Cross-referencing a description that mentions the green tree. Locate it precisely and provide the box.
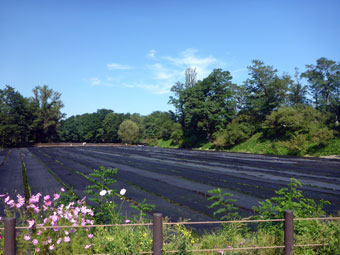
[58,116,81,142]
[143,111,175,140]
[0,86,33,147]
[244,60,290,120]
[169,68,238,146]
[30,85,65,142]
[129,113,145,140]
[118,119,139,144]
[213,115,256,147]
[58,109,113,143]
[263,105,333,155]
[288,67,309,106]
[102,112,128,142]
[302,57,340,126]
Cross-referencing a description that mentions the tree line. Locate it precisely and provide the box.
[1,57,339,154]
[0,85,64,147]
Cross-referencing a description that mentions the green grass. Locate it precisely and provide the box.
[157,139,180,148]
[196,132,340,158]
[227,132,289,155]
[309,137,340,157]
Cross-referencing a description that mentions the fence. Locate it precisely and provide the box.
[2,210,340,255]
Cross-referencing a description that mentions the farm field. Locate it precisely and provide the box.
[1,145,340,222]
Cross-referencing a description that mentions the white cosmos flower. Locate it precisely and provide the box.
[120,188,127,196]
[99,190,107,196]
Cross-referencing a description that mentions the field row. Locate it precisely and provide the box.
[0,146,339,221]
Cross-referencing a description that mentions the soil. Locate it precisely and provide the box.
[1,145,339,221]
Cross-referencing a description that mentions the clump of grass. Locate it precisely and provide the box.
[309,137,340,157]
[228,132,288,155]
[157,139,179,148]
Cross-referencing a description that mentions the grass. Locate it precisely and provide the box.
[195,133,340,158]
[309,137,340,157]
[227,133,289,156]
[157,139,180,149]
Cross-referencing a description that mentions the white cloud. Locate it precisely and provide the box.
[90,77,101,86]
[147,49,156,58]
[107,63,132,70]
[164,48,221,79]
[94,48,224,94]
[149,63,181,81]
[138,81,174,94]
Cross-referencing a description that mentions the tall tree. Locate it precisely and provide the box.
[169,68,237,145]
[288,67,309,106]
[185,67,197,88]
[0,86,33,147]
[302,58,340,120]
[244,60,289,120]
[30,85,65,142]
[169,81,186,126]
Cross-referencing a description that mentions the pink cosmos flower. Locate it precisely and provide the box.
[85,244,91,250]
[4,196,10,203]
[51,214,59,222]
[24,235,31,241]
[37,230,42,236]
[124,219,131,223]
[88,234,93,239]
[64,236,71,242]
[29,193,41,204]
[8,199,15,208]
[61,187,65,192]
[32,239,38,245]
[16,195,25,208]
[45,200,52,206]
[28,220,35,228]
[53,193,60,200]
[44,195,50,201]
[16,202,24,208]
[0,194,5,197]
[57,238,62,244]
[49,244,54,250]
[35,248,40,252]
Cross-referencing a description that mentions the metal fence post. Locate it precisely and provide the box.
[284,210,294,255]
[153,213,163,255]
[4,217,16,255]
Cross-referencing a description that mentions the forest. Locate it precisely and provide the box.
[1,57,340,156]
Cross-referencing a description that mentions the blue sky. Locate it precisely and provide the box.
[1,0,339,118]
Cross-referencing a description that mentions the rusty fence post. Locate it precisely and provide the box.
[153,213,163,255]
[284,210,294,255]
[4,217,16,255]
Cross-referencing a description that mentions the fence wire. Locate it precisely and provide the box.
[4,216,339,230]
[1,216,339,254]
